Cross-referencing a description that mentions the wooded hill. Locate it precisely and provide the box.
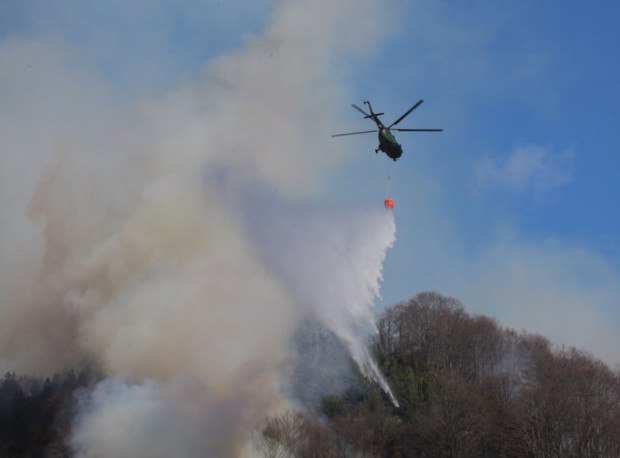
[261,292,620,457]
[1,292,619,457]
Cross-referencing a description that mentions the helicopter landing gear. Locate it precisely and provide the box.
[375,147,380,154]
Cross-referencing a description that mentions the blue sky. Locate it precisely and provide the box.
[1,0,618,366]
[332,1,620,365]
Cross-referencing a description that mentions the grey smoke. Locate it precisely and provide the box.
[0,0,396,455]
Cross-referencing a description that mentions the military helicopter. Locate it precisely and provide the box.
[332,100,443,161]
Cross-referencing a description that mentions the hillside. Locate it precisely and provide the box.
[262,292,620,457]
[2,292,619,457]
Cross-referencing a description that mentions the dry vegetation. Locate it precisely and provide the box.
[259,292,620,457]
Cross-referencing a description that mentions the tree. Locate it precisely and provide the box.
[259,411,334,458]
[412,369,490,457]
[511,347,620,457]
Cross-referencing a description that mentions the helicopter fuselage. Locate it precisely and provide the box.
[365,106,404,161]
[377,127,402,161]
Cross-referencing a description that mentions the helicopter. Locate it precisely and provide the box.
[332,100,443,161]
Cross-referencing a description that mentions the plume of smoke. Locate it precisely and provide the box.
[290,320,355,408]
[0,0,396,455]
[71,375,259,457]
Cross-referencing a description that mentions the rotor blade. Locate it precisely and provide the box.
[389,99,424,128]
[351,104,370,117]
[331,130,378,137]
[393,128,443,132]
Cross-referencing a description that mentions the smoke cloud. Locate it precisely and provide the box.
[0,0,395,455]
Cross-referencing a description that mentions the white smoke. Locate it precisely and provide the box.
[71,375,240,457]
[0,0,396,455]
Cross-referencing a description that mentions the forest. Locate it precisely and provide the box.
[1,292,619,457]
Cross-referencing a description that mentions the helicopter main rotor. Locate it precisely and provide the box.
[388,99,424,128]
[331,99,443,138]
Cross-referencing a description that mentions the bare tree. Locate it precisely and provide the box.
[258,411,334,458]
[511,347,620,457]
[413,369,489,457]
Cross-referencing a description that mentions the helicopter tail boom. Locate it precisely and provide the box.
[363,101,384,118]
